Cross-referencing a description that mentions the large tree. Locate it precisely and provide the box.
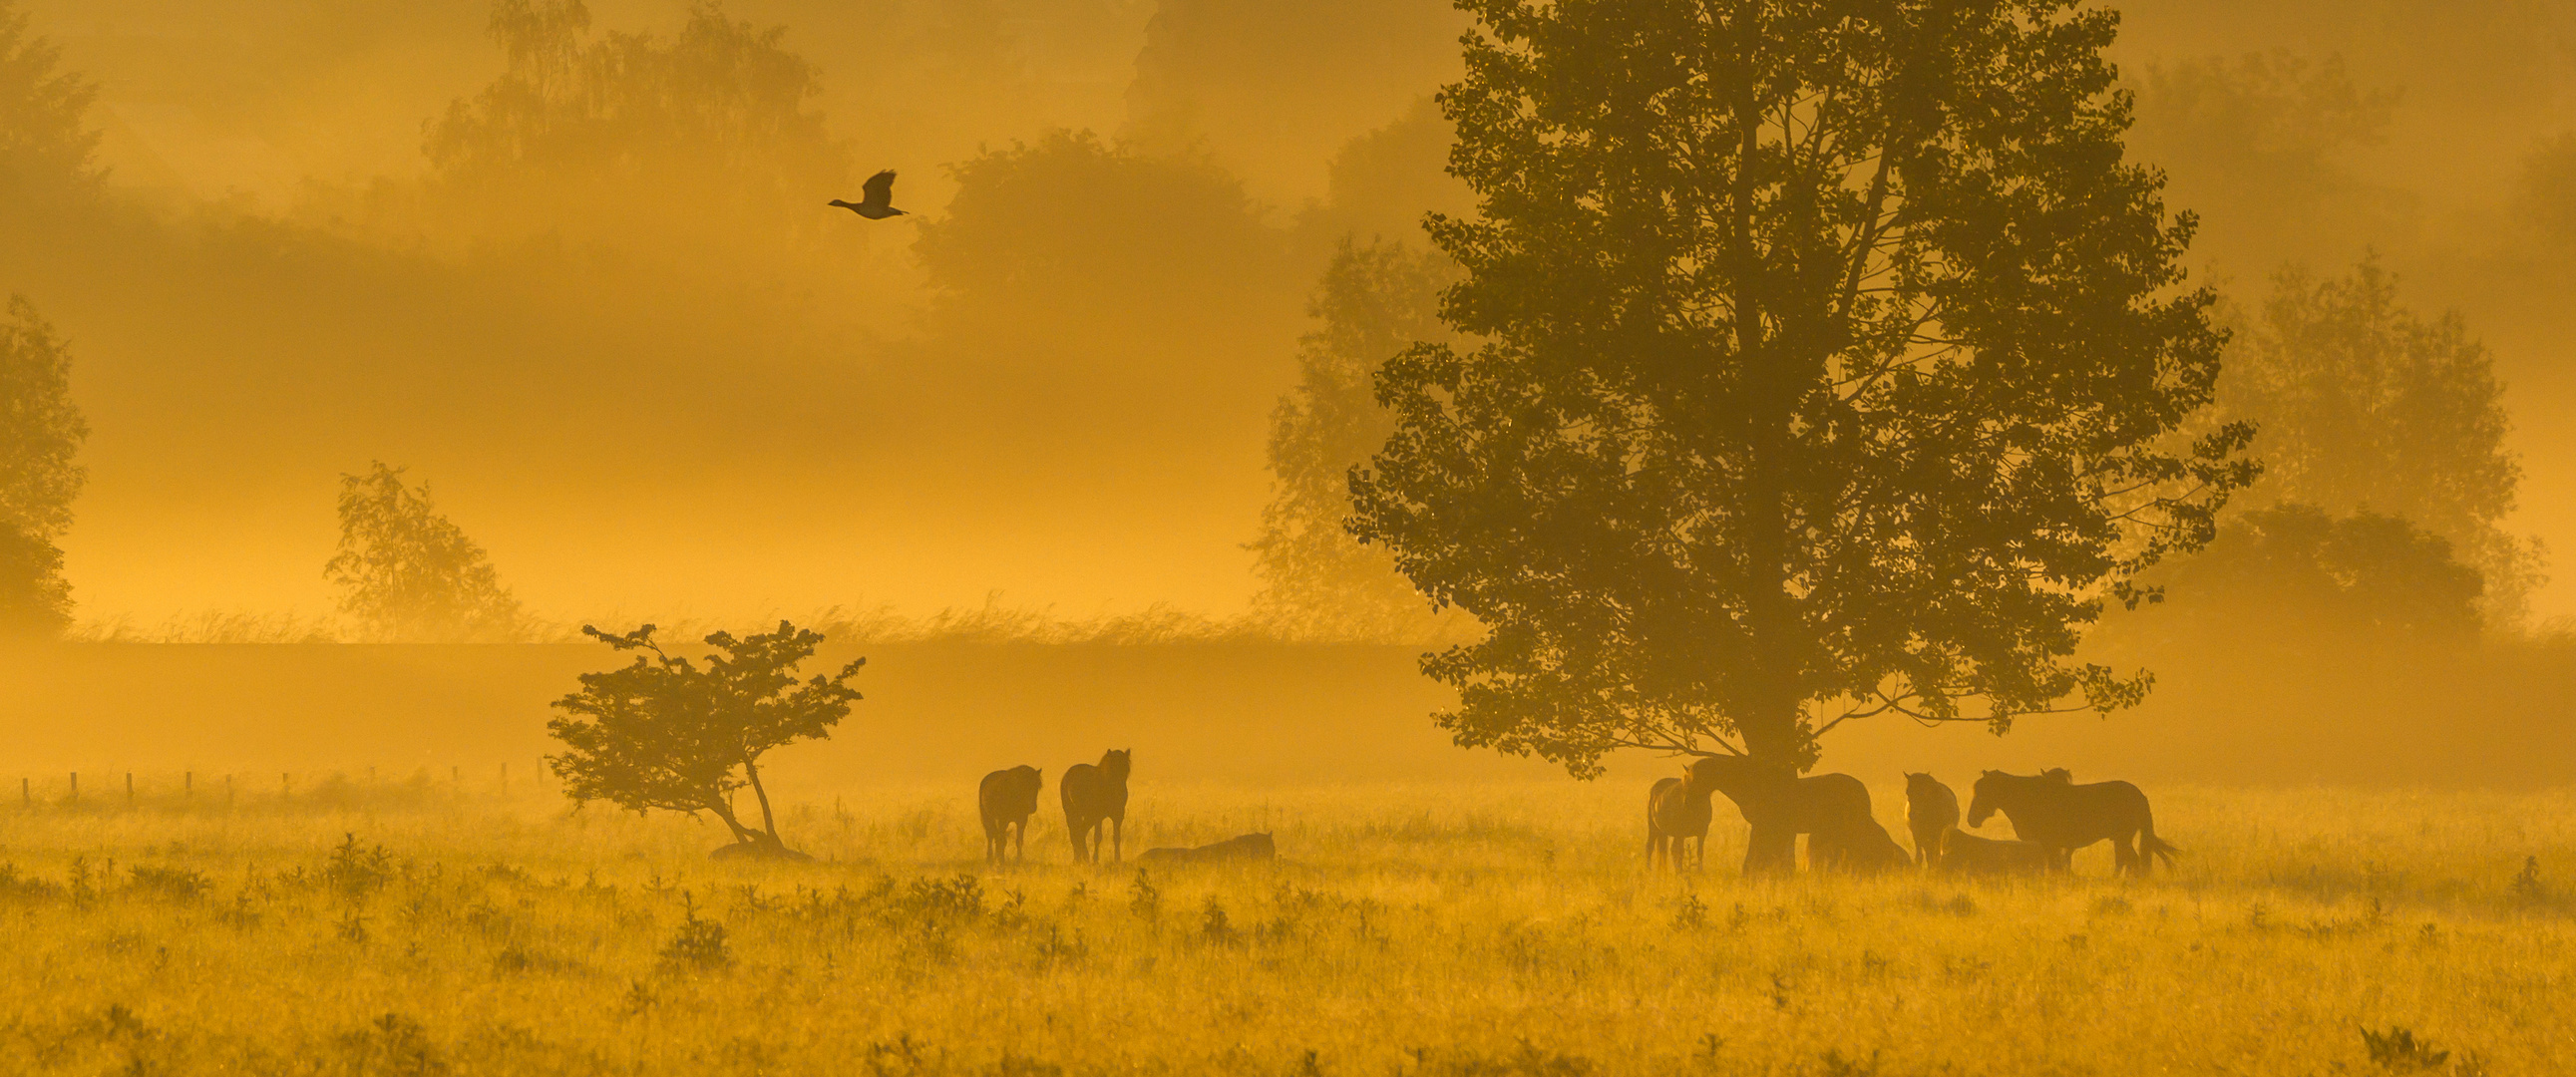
[324,463,525,642]
[0,0,101,202]
[1350,0,2256,827]
[0,296,84,637]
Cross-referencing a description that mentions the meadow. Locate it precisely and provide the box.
[1,779,2570,1076]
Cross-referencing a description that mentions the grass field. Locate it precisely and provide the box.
[1,779,2570,1075]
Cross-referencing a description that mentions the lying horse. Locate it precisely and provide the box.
[1137,833,1275,865]
[1687,756,1881,876]
[1807,815,1911,874]
[1966,770,2178,877]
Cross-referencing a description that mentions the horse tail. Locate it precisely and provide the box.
[2139,808,2181,873]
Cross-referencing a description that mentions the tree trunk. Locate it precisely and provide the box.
[743,755,784,849]
[707,797,762,846]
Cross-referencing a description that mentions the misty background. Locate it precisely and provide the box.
[6,0,2576,785]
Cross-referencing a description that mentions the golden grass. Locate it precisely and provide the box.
[1,780,2570,1075]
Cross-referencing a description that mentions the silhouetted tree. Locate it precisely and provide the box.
[1350,0,2257,817]
[2224,258,2543,626]
[2157,505,2482,640]
[423,0,851,257]
[1252,237,1459,637]
[2124,51,2401,269]
[324,463,524,642]
[0,295,84,637]
[0,1,101,202]
[547,621,864,854]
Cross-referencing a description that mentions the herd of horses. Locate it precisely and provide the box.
[977,750,2176,878]
[1649,757,2179,877]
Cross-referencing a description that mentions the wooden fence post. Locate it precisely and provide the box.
[68,772,76,805]
[126,773,134,807]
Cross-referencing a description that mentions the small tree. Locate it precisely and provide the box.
[0,295,86,637]
[547,621,864,854]
[324,462,524,641]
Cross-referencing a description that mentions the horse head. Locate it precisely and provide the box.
[1101,749,1132,782]
[1966,770,2012,828]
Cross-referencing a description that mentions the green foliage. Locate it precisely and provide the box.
[919,129,1289,333]
[1350,0,2255,775]
[1253,237,1463,638]
[322,463,525,642]
[2125,51,2400,267]
[2154,505,2483,639]
[2223,259,2542,627]
[547,620,863,850]
[422,0,851,258]
[0,0,100,199]
[0,294,83,638]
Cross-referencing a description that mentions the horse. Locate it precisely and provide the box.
[1646,762,1721,872]
[1685,756,1880,875]
[977,765,1043,866]
[1060,749,1132,864]
[1937,828,2056,876]
[1965,770,2178,877]
[1904,773,1961,869]
[1138,833,1276,865]
[1806,814,1912,874]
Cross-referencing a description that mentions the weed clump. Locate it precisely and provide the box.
[2361,1026,2447,1072]
[659,894,731,972]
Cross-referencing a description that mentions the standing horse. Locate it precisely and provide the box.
[1965,770,2178,877]
[1061,749,1132,864]
[1687,756,1882,875]
[1904,773,1961,869]
[977,765,1043,866]
[1646,762,1720,872]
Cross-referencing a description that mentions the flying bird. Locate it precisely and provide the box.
[830,171,908,219]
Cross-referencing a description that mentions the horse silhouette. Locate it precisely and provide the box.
[1646,762,1721,872]
[1138,833,1275,864]
[1061,749,1132,864]
[1687,756,1883,875]
[1806,814,1912,874]
[1966,770,2178,877]
[977,765,1043,866]
[1906,773,1961,868]
[1938,828,2056,876]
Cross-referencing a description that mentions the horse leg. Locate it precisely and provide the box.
[1111,816,1123,864]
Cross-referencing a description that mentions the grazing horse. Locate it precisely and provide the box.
[1687,756,1881,875]
[1646,762,1721,872]
[1905,773,1961,869]
[1806,815,1912,874]
[1966,770,2178,877]
[1061,749,1132,864]
[977,765,1043,866]
[1937,829,2056,876]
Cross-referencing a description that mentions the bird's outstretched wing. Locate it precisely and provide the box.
[862,170,898,209]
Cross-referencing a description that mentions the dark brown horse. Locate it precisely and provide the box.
[1904,773,1961,869]
[1966,770,2178,877]
[1061,749,1132,864]
[1646,762,1720,872]
[1687,756,1881,875]
[977,765,1043,866]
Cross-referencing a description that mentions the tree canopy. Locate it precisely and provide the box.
[0,295,83,637]
[547,621,864,853]
[0,1,99,202]
[323,463,525,642]
[1253,237,1460,638]
[1350,0,2256,785]
[2221,258,2541,626]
